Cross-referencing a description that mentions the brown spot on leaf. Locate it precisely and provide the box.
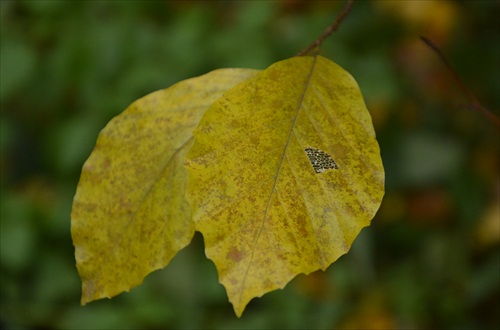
[227,246,244,262]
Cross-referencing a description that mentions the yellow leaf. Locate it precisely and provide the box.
[71,68,260,304]
[185,55,384,317]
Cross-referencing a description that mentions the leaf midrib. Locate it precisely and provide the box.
[237,55,319,308]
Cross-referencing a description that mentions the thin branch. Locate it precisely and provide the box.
[297,0,354,56]
[420,36,500,127]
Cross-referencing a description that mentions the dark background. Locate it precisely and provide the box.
[1,1,499,329]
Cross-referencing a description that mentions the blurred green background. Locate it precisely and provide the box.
[1,0,499,329]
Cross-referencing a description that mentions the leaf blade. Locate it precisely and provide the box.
[185,56,384,316]
[71,68,260,304]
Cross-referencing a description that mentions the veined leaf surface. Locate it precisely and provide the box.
[185,55,384,317]
[71,68,260,304]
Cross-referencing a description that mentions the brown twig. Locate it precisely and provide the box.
[420,36,500,127]
[297,0,354,56]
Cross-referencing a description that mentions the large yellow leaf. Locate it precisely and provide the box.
[185,55,384,317]
[71,68,260,304]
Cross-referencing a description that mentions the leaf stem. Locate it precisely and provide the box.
[297,0,354,56]
[420,36,500,127]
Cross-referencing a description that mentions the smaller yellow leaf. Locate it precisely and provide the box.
[71,68,259,304]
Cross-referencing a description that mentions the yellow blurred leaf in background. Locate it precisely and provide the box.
[185,56,384,316]
[375,0,458,41]
[475,198,500,249]
[71,68,259,304]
